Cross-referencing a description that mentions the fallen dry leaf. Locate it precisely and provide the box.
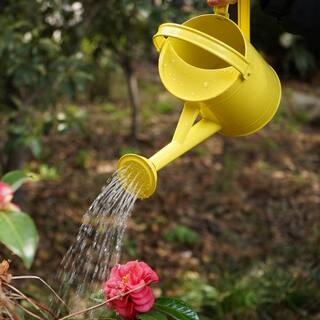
[0,260,12,284]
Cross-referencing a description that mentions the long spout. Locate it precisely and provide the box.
[118,103,221,199]
[149,118,221,171]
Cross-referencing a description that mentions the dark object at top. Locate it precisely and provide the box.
[261,0,320,37]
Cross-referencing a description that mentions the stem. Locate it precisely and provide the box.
[12,275,67,307]
[3,283,48,319]
[11,296,56,318]
[14,303,45,320]
[3,309,17,320]
[58,282,151,320]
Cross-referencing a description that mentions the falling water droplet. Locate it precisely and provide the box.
[52,167,141,316]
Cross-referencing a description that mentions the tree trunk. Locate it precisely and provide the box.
[2,78,27,173]
[123,62,140,143]
[3,116,28,208]
[3,116,27,172]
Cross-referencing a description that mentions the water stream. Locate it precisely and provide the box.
[53,167,141,314]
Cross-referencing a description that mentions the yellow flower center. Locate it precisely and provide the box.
[122,274,129,284]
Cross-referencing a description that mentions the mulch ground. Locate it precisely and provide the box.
[5,82,320,301]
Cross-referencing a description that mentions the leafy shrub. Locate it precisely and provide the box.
[164,225,199,246]
[0,171,38,268]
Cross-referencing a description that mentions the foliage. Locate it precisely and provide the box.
[56,104,88,134]
[0,0,90,106]
[164,225,199,246]
[282,38,316,79]
[156,101,175,115]
[0,0,91,168]
[0,212,38,269]
[251,0,317,78]
[175,264,320,319]
[37,164,60,180]
[2,170,36,192]
[0,171,38,268]
[137,310,168,320]
[154,298,199,320]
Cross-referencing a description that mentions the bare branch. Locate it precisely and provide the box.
[0,285,19,320]
[12,275,67,308]
[3,282,48,319]
[14,303,45,320]
[3,308,17,320]
[7,293,56,318]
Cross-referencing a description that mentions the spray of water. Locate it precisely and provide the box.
[53,167,141,314]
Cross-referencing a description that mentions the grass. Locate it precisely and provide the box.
[174,263,320,320]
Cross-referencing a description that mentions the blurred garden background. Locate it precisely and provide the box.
[0,0,320,319]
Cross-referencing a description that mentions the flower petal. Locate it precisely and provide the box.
[139,261,159,283]
[134,294,155,313]
[131,287,153,304]
[113,300,136,319]
[0,182,13,207]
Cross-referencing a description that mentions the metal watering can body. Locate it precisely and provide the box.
[118,0,282,199]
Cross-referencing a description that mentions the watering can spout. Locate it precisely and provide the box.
[149,112,221,172]
[118,103,221,199]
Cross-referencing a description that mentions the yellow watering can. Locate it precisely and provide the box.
[118,0,281,199]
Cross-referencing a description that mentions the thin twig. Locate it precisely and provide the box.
[12,275,67,307]
[58,281,151,320]
[14,303,45,320]
[3,282,48,319]
[0,286,19,320]
[11,295,56,318]
[3,309,16,320]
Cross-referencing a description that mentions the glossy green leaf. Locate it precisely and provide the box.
[2,170,37,191]
[137,310,167,320]
[89,289,104,303]
[155,298,199,320]
[0,211,38,268]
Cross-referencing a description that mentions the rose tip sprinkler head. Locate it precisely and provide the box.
[118,154,157,199]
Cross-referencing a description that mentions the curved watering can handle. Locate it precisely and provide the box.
[214,0,251,40]
[153,23,251,79]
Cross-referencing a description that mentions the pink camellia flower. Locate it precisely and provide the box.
[104,261,159,319]
[0,182,13,210]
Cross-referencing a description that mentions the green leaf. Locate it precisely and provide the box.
[0,211,38,268]
[155,298,199,320]
[89,289,104,303]
[2,171,37,191]
[38,38,60,53]
[137,310,168,320]
[28,137,42,159]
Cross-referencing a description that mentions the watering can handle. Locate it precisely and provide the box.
[214,0,250,40]
[153,23,251,79]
